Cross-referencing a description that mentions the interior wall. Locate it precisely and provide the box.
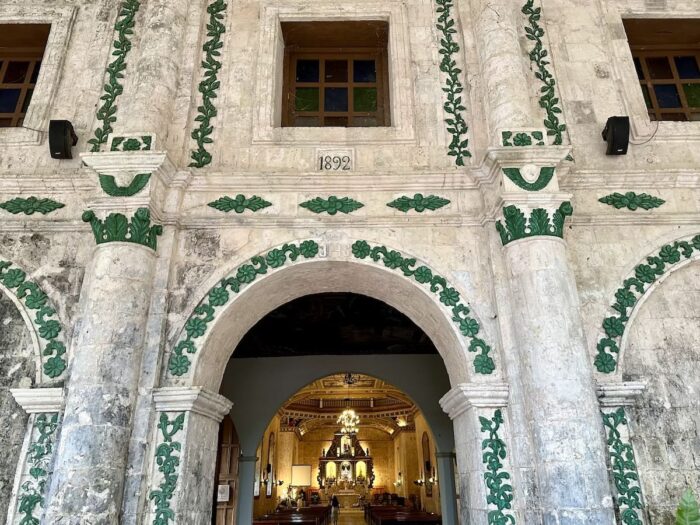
[393,430,420,504]
[414,413,441,514]
[252,414,281,518]
[276,430,298,502]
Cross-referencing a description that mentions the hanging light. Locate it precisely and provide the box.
[337,408,360,434]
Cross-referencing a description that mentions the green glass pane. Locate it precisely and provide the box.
[294,88,319,111]
[683,83,700,107]
[353,87,377,112]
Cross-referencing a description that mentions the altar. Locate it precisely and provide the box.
[317,432,374,507]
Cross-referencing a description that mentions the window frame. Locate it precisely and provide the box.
[0,45,47,128]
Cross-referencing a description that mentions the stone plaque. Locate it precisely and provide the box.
[316,149,354,171]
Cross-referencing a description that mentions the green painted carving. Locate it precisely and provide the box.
[189,0,227,168]
[0,197,65,215]
[351,241,495,374]
[111,135,153,151]
[479,409,516,524]
[16,412,59,525]
[150,412,185,525]
[0,261,67,379]
[495,202,573,245]
[601,408,644,524]
[435,0,471,165]
[98,173,151,197]
[82,207,163,250]
[300,196,364,215]
[521,0,566,145]
[502,167,555,192]
[594,234,700,373]
[208,194,272,213]
[387,194,450,213]
[502,131,545,147]
[598,192,665,211]
[168,241,320,376]
[87,0,141,152]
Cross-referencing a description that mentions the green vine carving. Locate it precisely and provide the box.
[98,173,151,197]
[594,234,700,373]
[208,194,272,213]
[16,413,59,525]
[479,409,516,525]
[522,0,566,145]
[495,202,573,245]
[601,408,644,524]
[149,412,185,525]
[435,0,471,165]
[502,131,545,147]
[598,192,665,211]
[351,241,495,374]
[168,241,320,376]
[189,0,227,168]
[300,197,364,215]
[502,167,554,192]
[387,194,451,213]
[87,0,141,152]
[0,261,67,379]
[0,197,65,215]
[111,135,152,151]
[82,208,163,250]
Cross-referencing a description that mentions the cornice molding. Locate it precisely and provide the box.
[153,386,233,422]
[596,381,646,407]
[439,382,509,420]
[10,387,64,413]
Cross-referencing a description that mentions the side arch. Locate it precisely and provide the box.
[0,259,68,383]
[593,233,700,375]
[162,239,500,389]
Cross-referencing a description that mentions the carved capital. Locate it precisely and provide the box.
[10,387,64,413]
[596,381,646,407]
[439,382,509,420]
[153,386,233,422]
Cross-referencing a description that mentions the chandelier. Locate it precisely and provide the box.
[337,408,360,434]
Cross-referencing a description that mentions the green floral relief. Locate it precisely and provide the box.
[495,202,573,246]
[0,197,65,215]
[502,167,554,192]
[167,241,320,377]
[351,241,495,374]
[598,192,665,211]
[208,194,272,213]
[501,131,545,147]
[594,234,700,373]
[189,0,228,168]
[387,194,451,213]
[521,0,566,145]
[16,413,59,525]
[300,197,364,215]
[0,261,67,379]
[601,408,644,524]
[82,208,163,250]
[435,0,471,165]
[87,0,141,152]
[98,173,151,197]
[111,135,152,151]
[150,412,185,525]
[479,410,516,525]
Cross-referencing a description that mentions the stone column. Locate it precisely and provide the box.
[440,383,513,525]
[236,455,259,525]
[435,452,458,524]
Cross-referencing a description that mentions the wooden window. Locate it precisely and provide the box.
[0,24,50,128]
[624,19,700,122]
[281,21,390,127]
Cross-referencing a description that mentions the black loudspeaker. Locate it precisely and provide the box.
[49,120,78,159]
[601,116,630,155]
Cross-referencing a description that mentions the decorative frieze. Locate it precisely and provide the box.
[110,135,153,152]
[208,194,272,213]
[0,197,65,215]
[387,194,451,213]
[82,208,163,250]
[495,202,573,245]
[501,130,545,147]
[598,192,665,211]
[300,196,364,215]
[98,173,151,197]
[479,410,516,525]
[502,167,555,192]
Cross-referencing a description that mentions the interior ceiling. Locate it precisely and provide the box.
[233,293,438,358]
[623,18,700,47]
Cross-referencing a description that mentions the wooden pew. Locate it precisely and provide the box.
[253,505,331,525]
[367,505,442,525]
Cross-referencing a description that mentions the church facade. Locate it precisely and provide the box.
[0,0,699,524]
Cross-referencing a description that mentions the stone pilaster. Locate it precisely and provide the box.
[236,456,259,525]
[435,452,458,525]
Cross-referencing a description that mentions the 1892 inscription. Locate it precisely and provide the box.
[319,155,351,171]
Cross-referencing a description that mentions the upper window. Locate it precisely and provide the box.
[0,24,50,128]
[281,21,389,127]
[624,19,700,122]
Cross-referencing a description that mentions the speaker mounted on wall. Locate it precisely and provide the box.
[49,120,78,159]
[601,116,630,155]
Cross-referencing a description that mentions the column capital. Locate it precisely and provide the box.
[153,386,233,422]
[10,387,64,413]
[239,455,258,463]
[596,381,646,407]
[439,382,509,420]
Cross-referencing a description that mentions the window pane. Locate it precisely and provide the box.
[683,83,700,107]
[633,57,644,80]
[675,56,700,79]
[324,88,348,111]
[353,116,378,127]
[294,88,319,111]
[21,89,34,112]
[4,62,30,83]
[641,85,652,108]
[294,116,320,127]
[353,87,377,111]
[654,84,681,108]
[354,60,376,82]
[646,57,673,79]
[30,62,42,83]
[296,60,319,82]
[659,113,687,121]
[0,89,21,112]
[324,116,348,127]
[324,60,347,82]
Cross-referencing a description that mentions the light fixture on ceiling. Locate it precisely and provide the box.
[343,372,357,385]
[337,405,360,435]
